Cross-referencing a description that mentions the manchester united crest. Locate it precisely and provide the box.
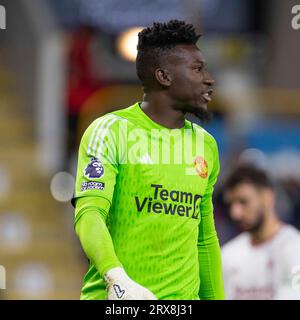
[194,156,208,178]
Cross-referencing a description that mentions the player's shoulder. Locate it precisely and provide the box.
[83,108,130,138]
[276,224,300,265]
[222,232,249,256]
[109,103,137,119]
[93,108,129,127]
[278,224,300,244]
[188,121,214,139]
[188,121,218,150]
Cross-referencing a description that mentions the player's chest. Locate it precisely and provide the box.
[118,130,211,194]
[122,126,209,166]
[119,162,209,199]
[228,245,280,285]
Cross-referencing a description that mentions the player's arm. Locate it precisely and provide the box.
[75,197,122,276]
[197,138,225,300]
[75,198,157,300]
[73,115,156,300]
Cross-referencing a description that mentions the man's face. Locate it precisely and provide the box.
[224,183,268,232]
[166,44,214,121]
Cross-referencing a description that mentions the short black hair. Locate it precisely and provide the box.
[223,165,274,192]
[136,20,201,92]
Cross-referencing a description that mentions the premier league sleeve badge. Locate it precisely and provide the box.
[84,157,105,179]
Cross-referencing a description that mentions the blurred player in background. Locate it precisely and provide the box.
[222,165,300,299]
[66,25,108,171]
[72,20,225,300]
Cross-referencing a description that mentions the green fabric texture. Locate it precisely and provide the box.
[73,102,224,300]
[198,146,225,299]
[75,197,123,277]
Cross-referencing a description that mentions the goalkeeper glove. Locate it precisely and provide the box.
[104,267,157,300]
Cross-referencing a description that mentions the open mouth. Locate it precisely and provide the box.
[201,89,213,103]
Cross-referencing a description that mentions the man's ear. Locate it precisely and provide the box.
[154,68,172,87]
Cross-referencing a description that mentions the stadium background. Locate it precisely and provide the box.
[0,0,299,299]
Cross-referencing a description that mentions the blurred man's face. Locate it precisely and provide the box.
[224,183,269,232]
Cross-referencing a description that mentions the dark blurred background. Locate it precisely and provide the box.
[0,0,299,299]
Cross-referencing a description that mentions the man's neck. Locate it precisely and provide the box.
[250,214,281,246]
[141,93,185,129]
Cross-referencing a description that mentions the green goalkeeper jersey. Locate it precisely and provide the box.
[73,102,224,300]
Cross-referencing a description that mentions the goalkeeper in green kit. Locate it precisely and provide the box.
[72,20,225,300]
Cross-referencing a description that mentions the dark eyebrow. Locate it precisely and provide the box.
[192,59,206,66]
